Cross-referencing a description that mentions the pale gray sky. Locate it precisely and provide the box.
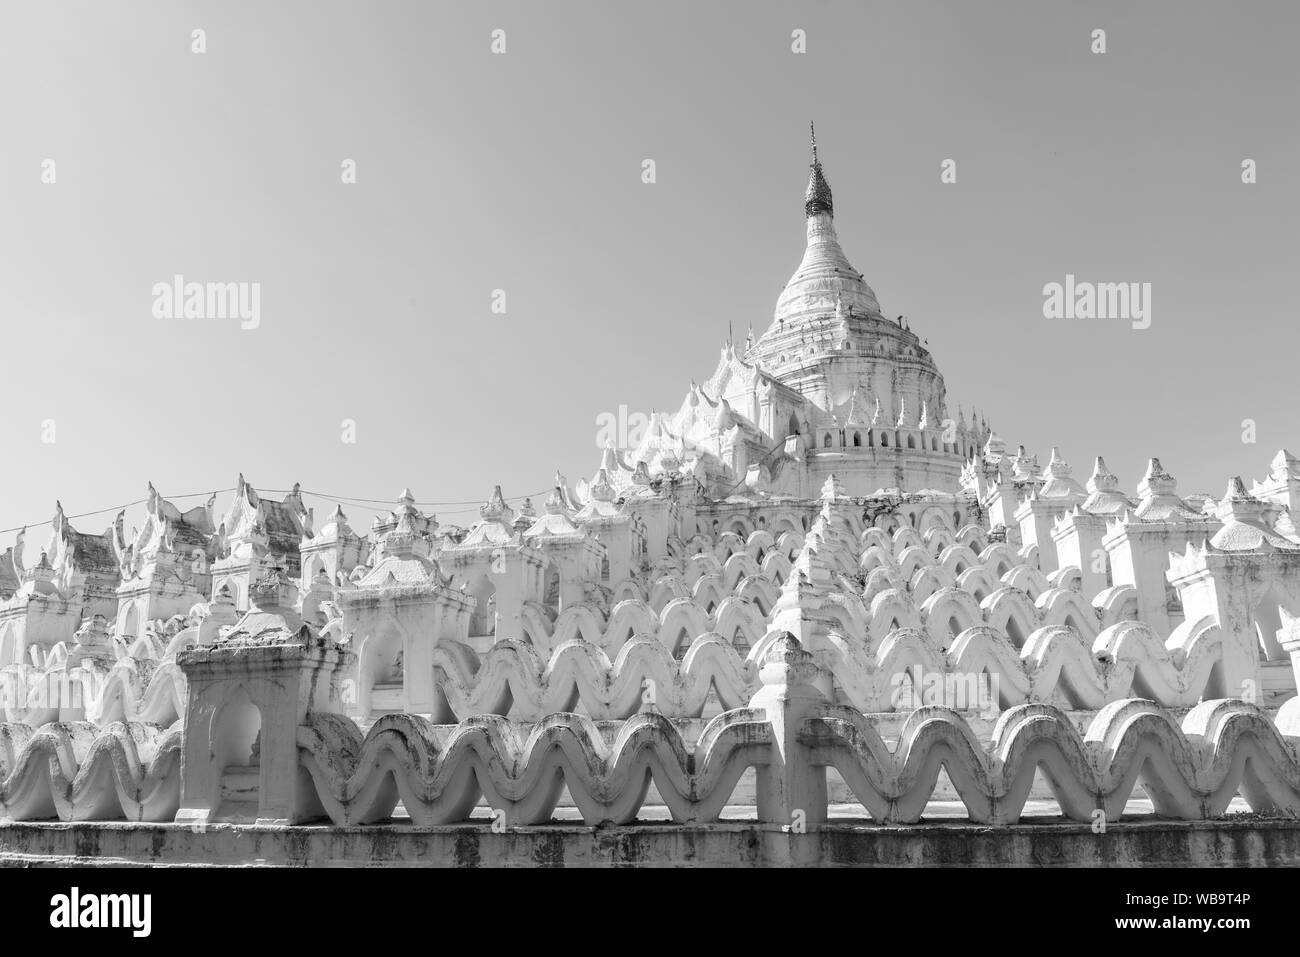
[1,0,1296,548]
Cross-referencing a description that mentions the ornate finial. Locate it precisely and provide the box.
[1087,456,1119,494]
[590,468,616,504]
[804,123,833,218]
[810,121,818,164]
[481,485,509,521]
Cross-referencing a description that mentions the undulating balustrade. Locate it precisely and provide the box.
[3,637,1299,828]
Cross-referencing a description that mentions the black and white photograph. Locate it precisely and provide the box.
[0,0,1293,929]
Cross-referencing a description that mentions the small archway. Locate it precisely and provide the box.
[302,554,325,583]
[470,573,500,636]
[853,431,862,447]
[122,603,141,642]
[361,623,405,715]
[1253,585,1289,661]
[542,564,561,620]
[0,624,16,666]
[213,688,261,771]
[211,687,262,821]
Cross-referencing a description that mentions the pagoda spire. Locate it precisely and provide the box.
[805,121,833,218]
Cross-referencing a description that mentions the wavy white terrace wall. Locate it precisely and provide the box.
[1,631,1299,831]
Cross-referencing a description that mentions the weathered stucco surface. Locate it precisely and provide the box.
[3,818,1297,868]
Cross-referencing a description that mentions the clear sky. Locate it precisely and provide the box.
[1,0,1296,557]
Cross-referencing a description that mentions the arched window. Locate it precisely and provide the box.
[907,435,916,450]
[881,432,889,447]
[543,565,561,619]
[122,603,140,641]
[213,688,261,775]
[788,413,800,437]
[853,431,862,447]
[469,575,499,637]
[823,433,832,448]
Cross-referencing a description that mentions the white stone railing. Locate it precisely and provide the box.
[0,720,180,821]
[298,710,768,826]
[2,635,1299,827]
[302,636,1300,828]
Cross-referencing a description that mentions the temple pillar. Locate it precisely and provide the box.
[1052,507,1111,597]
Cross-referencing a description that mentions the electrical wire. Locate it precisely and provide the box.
[0,483,561,537]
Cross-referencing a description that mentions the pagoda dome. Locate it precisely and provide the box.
[772,126,883,328]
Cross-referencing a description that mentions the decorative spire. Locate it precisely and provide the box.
[480,485,509,522]
[804,122,833,218]
[589,468,616,504]
[1137,457,1175,500]
[1208,477,1297,551]
[1087,456,1119,493]
[1042,447,1070,479]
